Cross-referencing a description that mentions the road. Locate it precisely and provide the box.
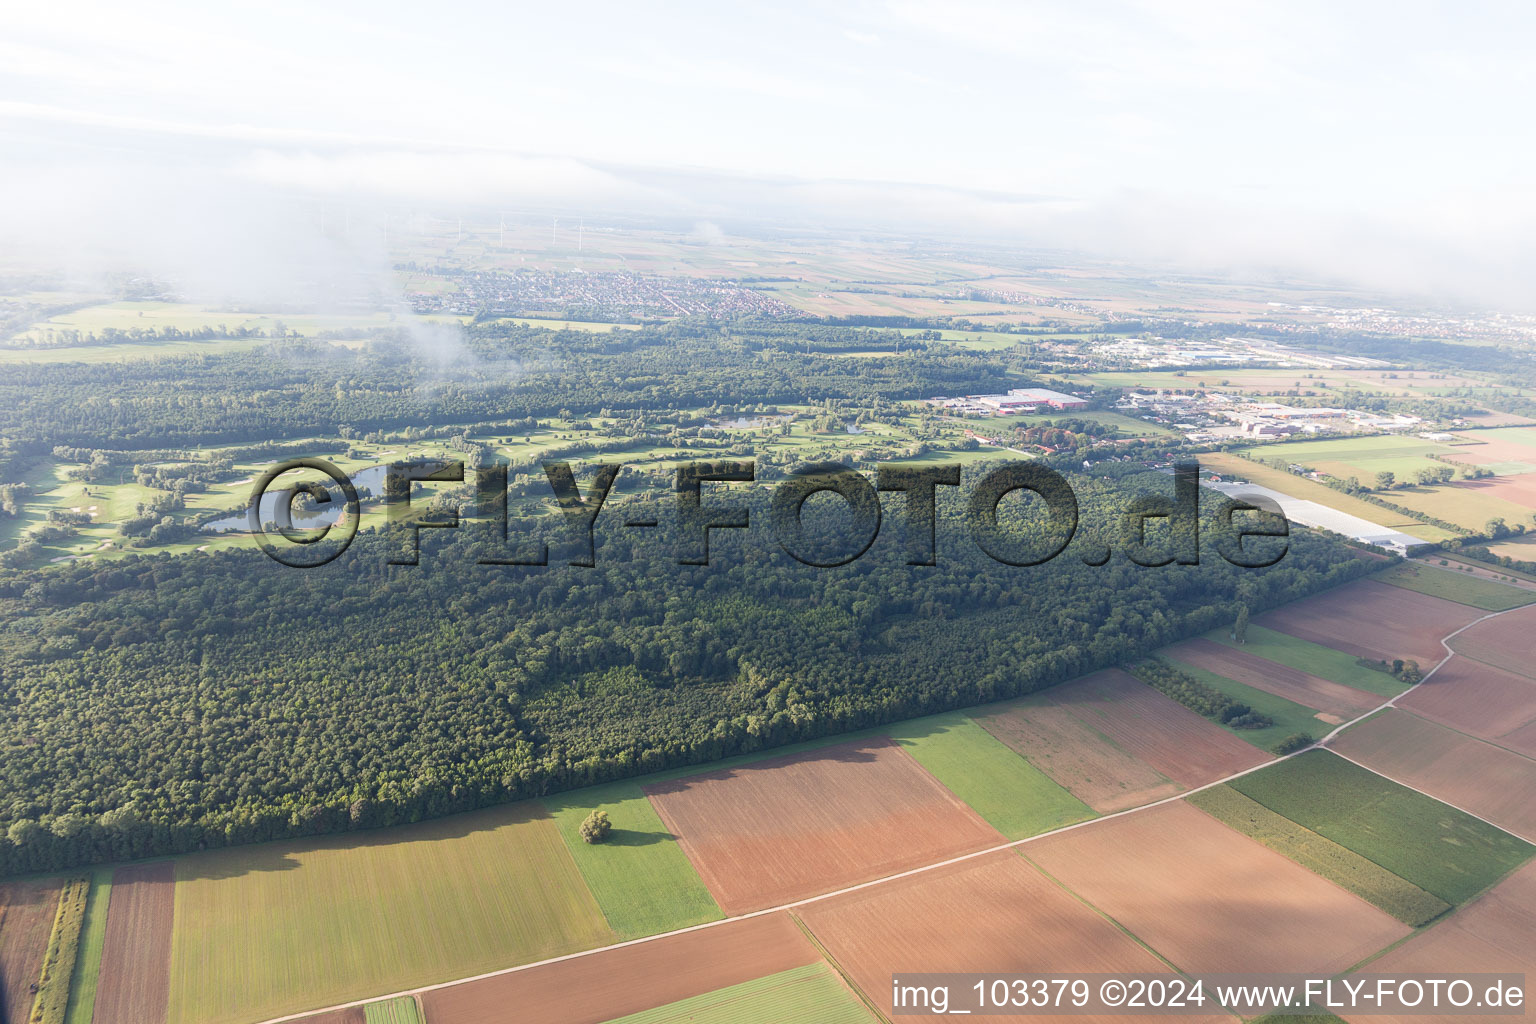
[254,600,1536,1024]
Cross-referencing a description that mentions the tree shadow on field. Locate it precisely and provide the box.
[603,828,675,848]
[644,734,887,797]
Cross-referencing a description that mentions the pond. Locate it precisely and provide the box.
[202,464,391,532]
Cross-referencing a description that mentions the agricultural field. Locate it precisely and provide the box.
[1398,655,1536,755]
[1434,549,1536,583]
[166,802,615,1024]
[1330,710,1536,843]
[1382,479,1536,534]
[543,780,723,939]
[1159,656,1344,746]
[363,996,423,1024]
[1227,750,1534,905]
[1041,669,1271,786]
[1236,434,1456,483]
[600,963,876,1024]
[3,300,455,347]
[1481,532,1536,562]
[0,877,62,1024]
[28,875,89,1024]
[1208,624,1411,697]
[292,1011,365,1024]
[95,862,175,1024]
[1352,860,1536,1024]
[1374,561,1536,610]
[1439,426,1536,481]
[1452,470,1536,514]
[1449,602,1536,679]
[973,694,1183,813]
[1253,579,1481,666]
[1166,637,1381,719]
[643,736,1001,914]
[1195,452,1450,542]
[64,868,112,1024]
[796,849,1223,1024]
[1188,785,1450,925]
[420,912,820,1024]
[887,711,1096,839]
[1024,801,1411,974]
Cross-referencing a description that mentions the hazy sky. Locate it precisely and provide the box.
[3,1,1533,304]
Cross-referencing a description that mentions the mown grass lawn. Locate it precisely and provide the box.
[544,780,723,939]
[890,711,1095,840]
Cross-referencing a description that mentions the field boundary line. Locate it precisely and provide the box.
[251,603,1531,1024]
[1385,704,1536,766]
[786,912,893,1024]
[1323,745,1535,847]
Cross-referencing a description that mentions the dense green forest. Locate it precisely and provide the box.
[0,322,1013,450]
[0,465,1371,875]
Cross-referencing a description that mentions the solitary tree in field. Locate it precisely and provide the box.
[1375,470,1395,491]
[1233,604,1250,645]
[579,809,612,844]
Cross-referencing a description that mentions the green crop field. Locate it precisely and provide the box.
[1227,751,1534,905]
[599,963,878,1024]
[166,802,614,1024]
[364,996,424,1024]
[1466,427,1536,450]
[1160,658,1332,750]
[1374,563,1536,611]
[1235,435,1450,482]
[30,875,90,1024]
[1188,786,1449,925]
[544,780,723,939]
[890,711,1096,839]
[1210,625,1409,697]
[63,868,111,1024]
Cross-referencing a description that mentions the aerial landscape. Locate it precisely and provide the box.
[3,3,1536,1023]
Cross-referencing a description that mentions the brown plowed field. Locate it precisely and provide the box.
[1026,801,1410,974]
[1256,579,1480,665]
[94,862,175,1024]
[1444,434,1536,466]
[1450,604,1536,680]
[643,736,1001,914]
[1347,860,1536,1024]
[1456,474,1536,512]
[289,1010,364,1024]
[1044,670,1271,788]
[798,849,1224,1024]
[421,912,817,1024]
[1330,710,1536,842]
[974,697,1181,813]
[1398,655,1536,754]
[1168,638,1381,717]
[1501,718,1536,761]
[0,878,61,1024]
